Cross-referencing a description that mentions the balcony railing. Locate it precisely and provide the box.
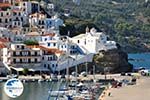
[12,54,41,57]
[11,62,41,64]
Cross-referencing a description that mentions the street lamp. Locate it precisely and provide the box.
[85,53,88,76]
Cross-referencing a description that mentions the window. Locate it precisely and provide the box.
[28,59,31,63]
[35,51,37,56]
[6,12,9,15]
[5,19,8,23]
[21,17,23,21]
[45,38,47,41]
[39,20,41,24]
[13,12,16,16]
[48,57,52,61]
[41,26,44,28]
[20,59,22,63]
[35,58,37,62]
[77,40,80,43]
[17,45,19,48]
[21,46,24,49]
[23,3,25,6]
[28,51,31,56]
[13,52,16,56]
[16,17,19,20]
[1,13,3,17]
[44,64,46,68]
[13,59,16,63]
[48,64,50,69]
[53,43,56,46]
[42,21,44,24]
[48,43,50,46]
[52,64,54,67]
[18,22,20,25]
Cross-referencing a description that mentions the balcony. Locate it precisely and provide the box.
[12,54,41,57]
[12,61,41,64]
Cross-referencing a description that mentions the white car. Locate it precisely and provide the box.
[7,74,18,78]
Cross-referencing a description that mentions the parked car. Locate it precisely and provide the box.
[71,72,79,77]
[80,71,87,77]
[120,72,126,76]
[7,74,18,78]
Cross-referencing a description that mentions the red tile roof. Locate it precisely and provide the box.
[40,46,64,55]
[0,43,6,48]
[0,38,9,43]
[0,3,11,8]
[41,33,56,37]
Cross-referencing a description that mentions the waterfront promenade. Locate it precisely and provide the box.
[102,76,150,100]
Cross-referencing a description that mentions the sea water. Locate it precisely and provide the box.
[0,82,59,100]
[128,53,150,70]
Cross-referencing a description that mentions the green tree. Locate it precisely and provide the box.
[23,68,29,75]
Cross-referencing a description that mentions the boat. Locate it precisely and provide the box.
[49,88,76,97]
[38,79,45,83]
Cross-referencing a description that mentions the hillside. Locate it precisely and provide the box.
[46,0,150,53]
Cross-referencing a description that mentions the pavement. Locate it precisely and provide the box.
[104,76,150,100]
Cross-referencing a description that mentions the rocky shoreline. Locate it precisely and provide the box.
[93,48,133,73]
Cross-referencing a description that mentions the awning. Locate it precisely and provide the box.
[11,67,49,72]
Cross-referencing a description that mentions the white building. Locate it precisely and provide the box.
[2,43,49,73]
[39,33,78,55]
[0,3,12,28]
[70,27,117,53]
[40,46,64,72]
[29,13,46,28]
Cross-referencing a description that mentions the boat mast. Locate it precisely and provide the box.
[75,53,78,92]
[66,35,70,84]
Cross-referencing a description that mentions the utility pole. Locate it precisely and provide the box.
[86,53,88,75]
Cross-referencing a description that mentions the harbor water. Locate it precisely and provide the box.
[0,82,56,100]
[128,53,150,70]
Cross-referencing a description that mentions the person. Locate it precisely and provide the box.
[108,92,111,96]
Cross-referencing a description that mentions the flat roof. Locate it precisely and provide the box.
[72,34,86,39]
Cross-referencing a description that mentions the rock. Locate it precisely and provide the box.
[93,48,133,73]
